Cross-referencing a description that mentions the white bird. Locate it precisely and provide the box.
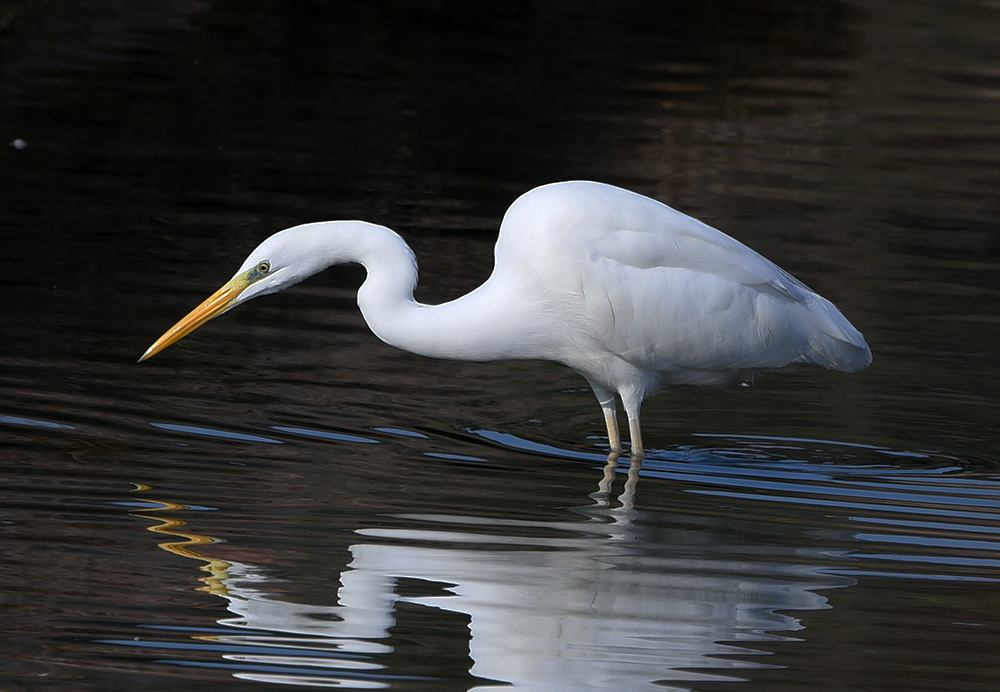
[140,181,871,458]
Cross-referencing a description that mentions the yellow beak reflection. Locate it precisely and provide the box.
[139,274,250,362]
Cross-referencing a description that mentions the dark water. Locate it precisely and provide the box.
[2,1,999,690]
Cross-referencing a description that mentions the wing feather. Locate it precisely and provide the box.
[495,181,870,384]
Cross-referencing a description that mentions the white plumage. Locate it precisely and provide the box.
[141,181,871,457]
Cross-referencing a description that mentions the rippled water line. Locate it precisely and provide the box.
[472,427,970,474]
[149,422,284,444]
[470,429,609,461]
[837,478,1000,499]
[693,432,891,450]
[844,552,1000,574]
[128,418,1000,533]
[851,516,1000,536]
[0,413,76,430]
[371,427,429,439]
[679,474,1000,509]
[854,532,1000,554]
[271,425,379,445]
[689,487,1000,525]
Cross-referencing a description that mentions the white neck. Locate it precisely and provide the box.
[286,222,554,362]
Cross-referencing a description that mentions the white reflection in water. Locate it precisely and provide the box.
[124,432,1000,689]
[203,505,849,691]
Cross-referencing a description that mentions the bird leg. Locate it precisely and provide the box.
[590,384,623,454]
[627,416,644,460]
[602,405,622,454]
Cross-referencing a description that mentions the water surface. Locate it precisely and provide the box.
[2,1,999,690]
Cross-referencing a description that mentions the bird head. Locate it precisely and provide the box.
[137,226,322,363]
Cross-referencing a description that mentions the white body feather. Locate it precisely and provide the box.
[198,181,871,453]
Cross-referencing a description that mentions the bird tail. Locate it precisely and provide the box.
[799,295,872,372]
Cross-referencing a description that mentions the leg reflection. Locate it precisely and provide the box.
[594,451,643,508]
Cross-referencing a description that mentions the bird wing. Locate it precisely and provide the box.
[498,181,811,303]
[495,181,868,380]
[499,181,808,299]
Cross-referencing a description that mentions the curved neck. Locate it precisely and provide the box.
[308,222,551,362]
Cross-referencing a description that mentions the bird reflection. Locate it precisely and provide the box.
[129,482,849,691]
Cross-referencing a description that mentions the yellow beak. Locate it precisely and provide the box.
[139,274,251,362]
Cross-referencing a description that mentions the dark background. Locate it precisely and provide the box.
[2,1,999,690]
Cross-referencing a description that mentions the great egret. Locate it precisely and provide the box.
[140,181,871,457]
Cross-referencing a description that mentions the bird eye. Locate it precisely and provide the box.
[257,261,271,274]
